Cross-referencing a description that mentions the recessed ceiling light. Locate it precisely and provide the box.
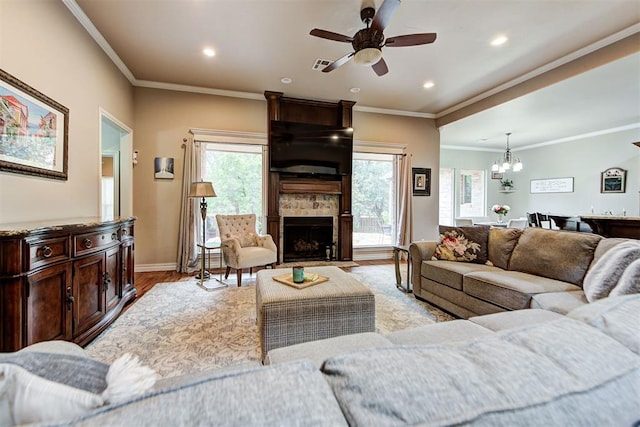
[350,87,361,93]
[423,81,435,89]
[280,77,292,84]
[491,36,508,46]
[203,48,215,57]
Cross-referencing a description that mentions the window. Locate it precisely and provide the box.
[352,152,398,247]
[458,169,486,217]
[438,168,454,226]
[200,142,265,245]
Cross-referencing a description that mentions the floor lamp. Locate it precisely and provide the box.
[189,181,216,280]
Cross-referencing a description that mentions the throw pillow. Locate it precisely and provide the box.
[433,225,489,264]
[487,227,523,269]
[609,258,640,297]
[582,241,640,302]
[234,233,258,247]
[0,351,156,425]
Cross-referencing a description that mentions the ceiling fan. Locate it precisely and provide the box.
[310,0,437,76]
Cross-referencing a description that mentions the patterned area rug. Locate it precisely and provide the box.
[85,265,452,378]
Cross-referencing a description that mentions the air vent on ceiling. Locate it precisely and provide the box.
[312,58,332,71]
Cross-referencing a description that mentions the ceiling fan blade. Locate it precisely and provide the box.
[372,57,389,76]
[385,33,437,47]
[322,52,355,72]
[310,28,353,43]
[371,0,400,32]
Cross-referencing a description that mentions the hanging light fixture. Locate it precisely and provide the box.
[491,132,523,173]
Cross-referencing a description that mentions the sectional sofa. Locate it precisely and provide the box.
[409,226,639,318]
[1,295,639,426]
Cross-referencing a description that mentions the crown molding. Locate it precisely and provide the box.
[436,23,640,119]
[443,123,640,152]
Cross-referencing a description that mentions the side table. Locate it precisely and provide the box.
[196,243,226,291]
[392,245,412,293]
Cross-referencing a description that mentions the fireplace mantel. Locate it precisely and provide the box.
[279,178,342,195]
[264,91,355,262]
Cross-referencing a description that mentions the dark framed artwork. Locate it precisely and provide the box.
[154,157,174,179]
[412,167,431,196]
[491,172,503,180]
[601,167,626,193]
[0,69,69,180]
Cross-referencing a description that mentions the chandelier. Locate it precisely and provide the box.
[491,132,523,173]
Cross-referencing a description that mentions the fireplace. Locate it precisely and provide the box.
[283,216,334,262]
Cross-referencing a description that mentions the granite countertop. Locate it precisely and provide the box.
[0,216,136,237]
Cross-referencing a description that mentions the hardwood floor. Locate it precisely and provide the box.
[133,259,394,300]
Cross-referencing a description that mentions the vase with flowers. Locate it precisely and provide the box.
[492,204,510,223]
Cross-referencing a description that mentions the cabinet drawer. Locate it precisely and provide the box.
[74,229,119,256]
[26,236,70,270]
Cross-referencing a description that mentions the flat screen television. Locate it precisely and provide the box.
[269,120,353,176]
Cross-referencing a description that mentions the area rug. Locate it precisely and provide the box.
[85,265,452,378]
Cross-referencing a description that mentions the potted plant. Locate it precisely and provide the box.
[500,178,514,190]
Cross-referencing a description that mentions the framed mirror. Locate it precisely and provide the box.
[601,167,626,193]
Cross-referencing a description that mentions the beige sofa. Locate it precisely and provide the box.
[410,226,636,318]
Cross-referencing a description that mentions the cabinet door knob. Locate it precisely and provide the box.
[42,245,53,258]
[122,229,129,236]
[111,233,118,241]
[82,238,93,249]
[66,287,74,310]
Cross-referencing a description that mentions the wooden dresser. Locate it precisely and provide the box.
[0,217,136,351]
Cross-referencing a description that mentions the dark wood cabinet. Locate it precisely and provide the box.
[0,217,136,351]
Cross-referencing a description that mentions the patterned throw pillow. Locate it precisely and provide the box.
[434,225,490,264]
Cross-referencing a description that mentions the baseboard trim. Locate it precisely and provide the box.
[136,263,177,272]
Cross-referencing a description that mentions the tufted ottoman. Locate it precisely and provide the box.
[256,266,375,360]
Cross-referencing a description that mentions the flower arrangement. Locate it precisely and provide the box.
[500,178,513,188]
[492,204,511,216]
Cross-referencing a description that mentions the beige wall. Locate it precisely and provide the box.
[134,88,441,267]
[353,112,441,241]
[0,0,134,223]
[132,88,267,266]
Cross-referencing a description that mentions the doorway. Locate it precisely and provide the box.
[100,110,133,219]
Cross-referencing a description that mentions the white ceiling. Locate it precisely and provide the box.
[68,0,640,150]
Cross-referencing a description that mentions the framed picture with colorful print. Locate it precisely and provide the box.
[0,69,69,180]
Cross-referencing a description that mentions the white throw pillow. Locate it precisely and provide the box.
[609,258,640,297]
[583,241,640,302]
[0,352,156,425]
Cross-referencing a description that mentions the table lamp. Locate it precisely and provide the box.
[189,181,216,279]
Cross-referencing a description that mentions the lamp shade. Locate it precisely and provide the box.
[354,48,382,66]
[189,181,216,198]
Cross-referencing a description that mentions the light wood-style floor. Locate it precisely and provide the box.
[133,259,395,300]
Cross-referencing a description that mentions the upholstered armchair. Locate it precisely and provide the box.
[215,214,277,286]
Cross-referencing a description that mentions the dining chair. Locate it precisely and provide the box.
[455,218,474,226]
[507,218,528,230]
[526,212,539,227]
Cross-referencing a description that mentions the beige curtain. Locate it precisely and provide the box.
[397,153,413,246]
[176,136,199,272]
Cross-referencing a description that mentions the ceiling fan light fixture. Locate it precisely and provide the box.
[354,48,382,66]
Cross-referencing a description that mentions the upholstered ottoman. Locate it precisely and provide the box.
[256,266,375,360]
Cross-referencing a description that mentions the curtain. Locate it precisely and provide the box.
[397,153,413,246]
[176,136,199,272]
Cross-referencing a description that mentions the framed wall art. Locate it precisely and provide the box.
[530,177,574,194]
[0,69,69,180]
[154,157,174,179]
[412,167,431,196]
[601,167,626,193]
